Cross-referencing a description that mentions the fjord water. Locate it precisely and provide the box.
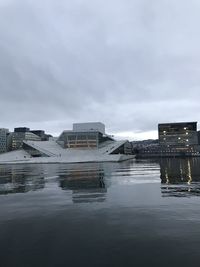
[0,158,200,267]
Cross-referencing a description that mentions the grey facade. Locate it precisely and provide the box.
[11,131,41,151]
[30,130,50,141]
[73,122,105,135]
[0,128,9,153]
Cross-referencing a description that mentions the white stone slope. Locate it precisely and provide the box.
[0,140,134,164]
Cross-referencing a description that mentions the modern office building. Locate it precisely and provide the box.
[135,122,200,158]
[30,130,50,141]
[14,127,30,133]
[158,122,200,155]
[11,127,41,150]
[0,128,9,153]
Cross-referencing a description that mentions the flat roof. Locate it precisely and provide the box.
[62,130,100,133]
[158,122,197,126]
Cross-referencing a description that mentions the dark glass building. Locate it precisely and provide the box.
[158,122,199,153]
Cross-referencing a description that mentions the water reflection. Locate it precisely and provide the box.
[0,165,45,195]
[159,158,200,197]
[0,163,112,204]
[1,162,200,267]
[59,168,107,203]
[1,158,200,200]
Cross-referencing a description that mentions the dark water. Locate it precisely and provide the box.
[0,158,200,267]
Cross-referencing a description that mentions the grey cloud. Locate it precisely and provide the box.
[0,0,200,138]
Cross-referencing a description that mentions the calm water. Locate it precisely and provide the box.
[0,158,200,267]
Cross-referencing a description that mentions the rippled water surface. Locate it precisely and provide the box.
[0,158,200,267]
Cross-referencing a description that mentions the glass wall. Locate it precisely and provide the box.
[58,131,99,149]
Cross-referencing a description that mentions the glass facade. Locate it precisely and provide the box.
[11,132,41,150]
[58,131,99,149]
[110,142,132,155]
[57,130,115,149]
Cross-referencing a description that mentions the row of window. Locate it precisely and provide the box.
[67,144,97,148]
[65,135,97,141]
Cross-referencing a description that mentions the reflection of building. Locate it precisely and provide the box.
[59,168,107,203]
[0,128,9,153]
[159,158,200,197]
[0,165,45,195]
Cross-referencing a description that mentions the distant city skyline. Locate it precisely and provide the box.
[0,122,159,141]
[1,0,200,140]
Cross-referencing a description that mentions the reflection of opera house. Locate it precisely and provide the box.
[0,122,134,164]
[59,168,107,203]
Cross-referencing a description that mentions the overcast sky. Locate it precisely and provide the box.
[0,0,200,140]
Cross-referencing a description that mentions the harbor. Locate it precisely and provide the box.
[0,158,200,267]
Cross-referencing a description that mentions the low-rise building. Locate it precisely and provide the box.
[58,122,112,149]
[57,122,132,154]
[135,122,200,158]
[158,122,200,154]
[30,130,51,141]
[73,122,105,134]
[11,127,41,150]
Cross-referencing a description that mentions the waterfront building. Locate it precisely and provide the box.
[14,127,30,133]
[30,130,51,141]
[57,122,132,154]
[0,129,9,153]
[58,130,107,149]
[158,122,199,153]
[11,127,41,150]
[58,122,117,149]
[135,122,200,158]
[0,122,134,164]
[73,122,105,134]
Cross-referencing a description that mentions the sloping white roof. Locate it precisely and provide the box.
[0,150,31,162]
[0,140,134,164]
[23,140,63,156]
